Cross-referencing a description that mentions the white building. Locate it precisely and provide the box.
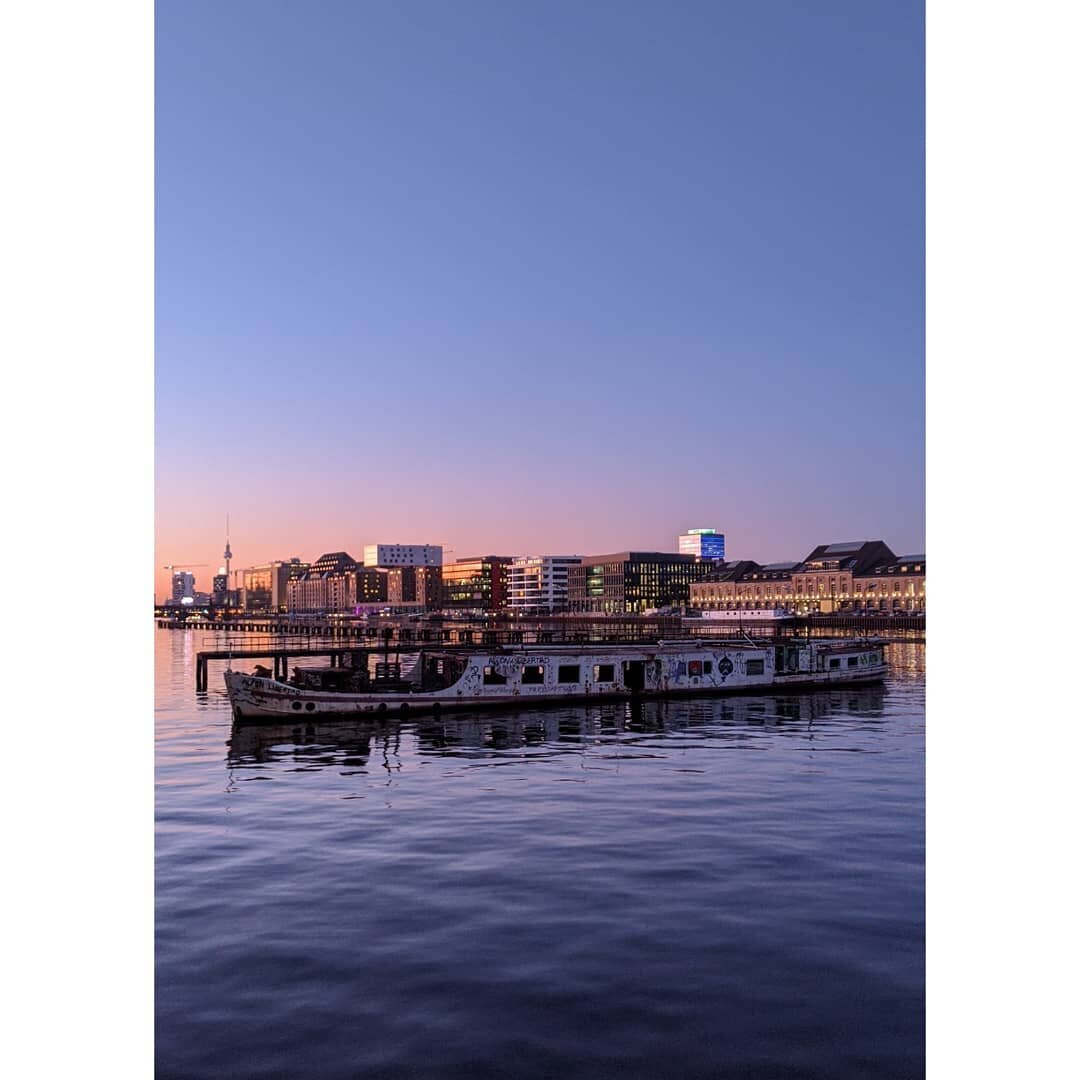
[362,543,443,568]
[678,528,726,560]
[506,555,582,615]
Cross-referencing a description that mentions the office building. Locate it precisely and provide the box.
[212,572,228,604]
[678,528,726,560]
[567,552,714,614]
[362,544,443,568]
[506,556,582,615]
[441,556,512,614]
[242,558,307,612]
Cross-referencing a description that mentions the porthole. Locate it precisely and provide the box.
[292,701,302,711]
[305,702,316,712]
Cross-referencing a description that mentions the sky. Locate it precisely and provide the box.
[155,0,924,601]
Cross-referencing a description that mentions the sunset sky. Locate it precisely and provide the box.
[155,0,924,602]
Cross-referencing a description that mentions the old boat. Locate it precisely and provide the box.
[224,638,887,721]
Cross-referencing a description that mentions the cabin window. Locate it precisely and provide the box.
[688,660,703,676]
[829,658,841,670]
[703,661,713,674]
[847,656,859,668]
[521,665,545,685]
[593,664,615,683]
[483,666,507,686]
[557,664,580,684]
[746,659,764,676]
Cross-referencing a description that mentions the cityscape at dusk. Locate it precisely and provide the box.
[156,0,924,609]
[154,3,927,1077]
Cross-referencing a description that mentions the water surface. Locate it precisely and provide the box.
[157,630,924,1078]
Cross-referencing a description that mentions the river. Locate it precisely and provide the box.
[156,629,924,1078]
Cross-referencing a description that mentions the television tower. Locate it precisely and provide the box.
[223,515,233,590]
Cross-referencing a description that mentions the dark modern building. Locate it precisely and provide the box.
[353,566,389,606]
[440,556,512,614]
[567,552,714,614]
[212,573,228,604]
[386,565,443,610]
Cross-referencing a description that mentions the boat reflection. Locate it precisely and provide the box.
[227,685,887,767]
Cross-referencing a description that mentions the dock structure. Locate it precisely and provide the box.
[161,612,925,638]
[188,614,923,691]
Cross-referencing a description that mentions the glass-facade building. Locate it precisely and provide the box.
[441,556,511,613]
[678,528,726,560]
[567,552,714,614]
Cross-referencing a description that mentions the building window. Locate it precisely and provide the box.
[593,664,615,683]
[557,664,580,684]
[746,659,764,676]
[482,666,508,686]
[521,665,545,685]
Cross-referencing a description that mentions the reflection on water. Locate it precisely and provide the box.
[158,631,924,1080]
[227,686,890,769]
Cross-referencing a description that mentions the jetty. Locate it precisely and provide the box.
[181,614,924,692]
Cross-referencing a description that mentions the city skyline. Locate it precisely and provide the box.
[156,1,924,602]
[154,519,924,604]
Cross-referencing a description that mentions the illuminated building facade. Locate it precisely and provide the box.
[386,565,442,609]
[506,556,582,615]
[242,558,307,612]
[678,528,726,561]
[441,556,512,614]
[790,541,896,614]
[567,552,713,614]
[286,552,358,613]
[690,542,925,614]
[690,561,797,610]
[852,555,926,613]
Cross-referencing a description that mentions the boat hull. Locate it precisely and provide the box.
[225,641,889,721]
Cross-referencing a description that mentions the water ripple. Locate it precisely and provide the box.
[157,630,924,1079]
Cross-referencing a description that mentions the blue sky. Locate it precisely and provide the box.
[156,0,924,593]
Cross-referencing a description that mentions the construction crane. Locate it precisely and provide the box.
[162,563,209,572]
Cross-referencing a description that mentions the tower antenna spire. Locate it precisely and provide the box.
[223,514,233,591]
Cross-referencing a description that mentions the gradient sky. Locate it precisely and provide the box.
[156,0,924,601]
